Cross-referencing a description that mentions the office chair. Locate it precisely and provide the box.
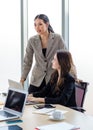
[71,81,89,112]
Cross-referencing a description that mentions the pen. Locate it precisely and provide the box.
[34,128,44,130]
[34,128,40,130]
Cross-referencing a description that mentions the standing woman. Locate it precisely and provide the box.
[20,14,67,93]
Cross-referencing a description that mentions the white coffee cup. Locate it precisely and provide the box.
[52,111,63,120]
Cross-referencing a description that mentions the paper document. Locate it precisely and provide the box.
[37,122,77,130]
[33,108,55,115]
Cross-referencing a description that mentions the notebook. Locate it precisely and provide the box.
[0,87,27,121]
[8,79,24,90]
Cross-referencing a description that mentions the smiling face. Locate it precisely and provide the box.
[52,54,60,71]
[34,18,49,35]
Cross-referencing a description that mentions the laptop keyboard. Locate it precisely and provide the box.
[0,111,16,117]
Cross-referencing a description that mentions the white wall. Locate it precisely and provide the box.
[69,0,93,115]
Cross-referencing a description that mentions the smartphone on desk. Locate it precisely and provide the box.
[33,104,56,109]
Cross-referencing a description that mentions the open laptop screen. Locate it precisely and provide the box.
[5,89,26,112]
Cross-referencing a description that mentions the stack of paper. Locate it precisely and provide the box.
[36,122,78,130]
[33,108,55,115]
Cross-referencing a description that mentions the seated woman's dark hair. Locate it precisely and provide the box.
[50,50,72,92]
[57,50,71,77]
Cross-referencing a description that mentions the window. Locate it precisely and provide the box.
[28,0,62,38]
[0,0,21,92]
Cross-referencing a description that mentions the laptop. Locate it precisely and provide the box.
[8,79,38,105]
[8,79,24,90]
[0,87,27,121]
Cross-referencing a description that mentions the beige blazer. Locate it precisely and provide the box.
[21,33,66,86]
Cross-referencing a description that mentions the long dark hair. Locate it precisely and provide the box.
[50,50,72,92]
[34,14,54,33]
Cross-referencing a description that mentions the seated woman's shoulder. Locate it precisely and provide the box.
[65,74,75,82]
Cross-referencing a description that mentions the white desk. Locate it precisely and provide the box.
[0,105,93,130]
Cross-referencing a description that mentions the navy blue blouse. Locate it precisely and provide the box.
[33,74,76,107]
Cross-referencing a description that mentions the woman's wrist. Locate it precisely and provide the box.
[20,78,25,82]
[38,98,45,103]
[20,78,26,86]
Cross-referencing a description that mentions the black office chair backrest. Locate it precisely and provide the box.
[75,81,89,112]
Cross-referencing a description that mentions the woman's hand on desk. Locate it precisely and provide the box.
[27,94,33,101]
[28,94,33,97]
[27,95,45,103]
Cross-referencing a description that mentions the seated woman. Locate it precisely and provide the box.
[27,50,76,107]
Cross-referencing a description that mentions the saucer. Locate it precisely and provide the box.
[49,115,65,121]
